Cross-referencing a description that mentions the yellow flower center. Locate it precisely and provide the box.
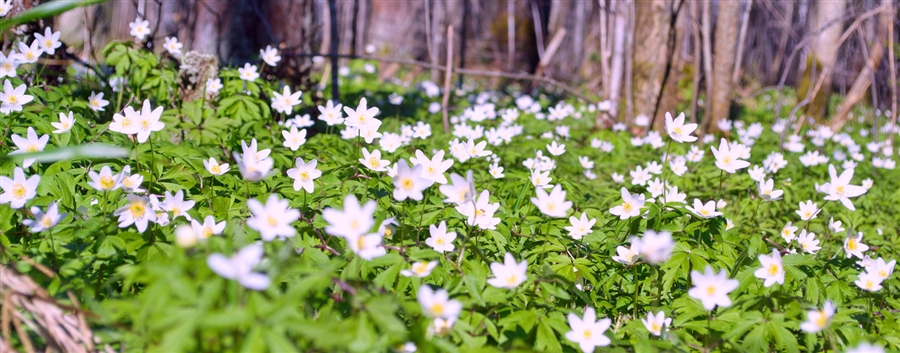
[300,171,309,181]
[202,227,213,238]
[99,175,115,190]
[505,275,519,285]
[412,262,429,275]
[44,40,52,47]
[475,209,485,217]
[622,202,633,212]
[8,95,17,104]
[814,312,827,328]
[267,216,278,227]
[767,264,780,276]
[847,239,857,251]
[651,322,661,333]
[368,156,379,168]
[705,286,716,296]
[582,329,592,340]
[673,127,682,135]
[40,215,53,228]
[129,202,146,218]
[121,118,132,127]
[11,183,26,198]
[25,52,34,60]
[430,303,445,317]
[401,178,414,191]
[210,164,221,174]
[25,144,37,152]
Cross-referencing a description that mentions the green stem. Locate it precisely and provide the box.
[48,228,58,271]
[633,264,640,318]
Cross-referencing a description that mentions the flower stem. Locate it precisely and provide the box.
[633,264,640,318]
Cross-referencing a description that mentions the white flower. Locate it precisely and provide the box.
[281,126,307,150]
[133,99,165,143]
[781,222,798,242]
[754,249,785,287]
[455,190,501,230]
[359,147,391,172]
[0,1,11,17]
[87,166,124,191]
[845,343,885,353]
[426,221,457,253]
[800,301,834,333]
[609,187,645,219]
[685,199,723,219]
[204,157,230,176]
[489,162,505,179]
[409,149,454,184]
[88,91,109,111]
[238,63,259,81]
[418,286,462,320]
[52,111,75,134]
[10,127,49,168]
[795,200,820,221]
[159,190,195,221]
[23,201,65,232]
[0,79,33,113]
[318,100,344,125]
[0,51,19,78]
[286,157,321,193]
[247,194,300,241]
[207,243,270,290]
[531,184,572,218]
[323,194,377,239]
[272,85,302,114]
[711,138,750,173]
[344,97,380,129]
[843,232,869,259]
[665,112,697,143]
[487,253,527,289]
[747,165,765,182]
[205,78,223,95]
[797,230,821,254]
[0,167,39,209]
[163,36,183,56]
[855,271,884,292]
[757,178,783,201]
[129,17,151,41]
[688,266,739,310]
[872,258,895,280]
[344,232,386,260]
[34,27,62,55]
[635,230,674,264]
[546,141,566,156]
[113,194,156,232]
[260,45,281,66]
[612,242,640,265]
[565,212,596,240]
[641,311,672,336]
[439,171,475,204]
[564,307,611,353]
[392,160,434,201]
[828,217,845,233]
[13,41,42,64]
[820,165,867,211]
[530,169,552,189]
[401,261,438,278]
[191,215,226,240]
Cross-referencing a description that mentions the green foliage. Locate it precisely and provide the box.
[1,29,898,353]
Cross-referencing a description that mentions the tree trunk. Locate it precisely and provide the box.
[605,0,628,121]
[804,0,847,119]
[631,0,672,128]
[709,0,741,132]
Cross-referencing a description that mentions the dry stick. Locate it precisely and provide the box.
[531,0,545,59]
[775,5,890,141]
[889,0,898,148]
[825,5,892,132]
[440,25,454,133]
[534,28,567,77]
[731,0,753,84]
